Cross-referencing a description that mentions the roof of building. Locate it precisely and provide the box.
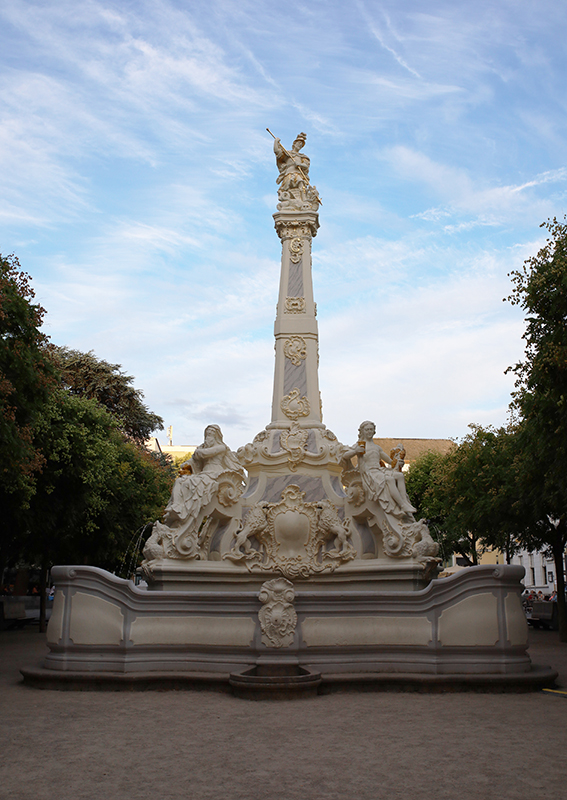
[374,437,454,463]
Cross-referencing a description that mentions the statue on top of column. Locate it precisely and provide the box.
[273,132,321,212]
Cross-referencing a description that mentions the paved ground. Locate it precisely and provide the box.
[1,627,566,800]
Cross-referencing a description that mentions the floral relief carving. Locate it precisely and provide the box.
[283,336,307,366]
[258,578,297,648]
[281,388,310,421]
[284,296,306,314]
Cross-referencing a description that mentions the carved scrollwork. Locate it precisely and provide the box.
[342,469,366,506]
[382,519,411,558]
[289,237,303,264]
[280,422,308,471]
[274,218,318,240]
[281,388,310,421]
[381,518,440,570]
[224,486,355,578]
[143,467,244,563]
[144,518,201,561]
[258,578,297,648]
[283,336,307,366]
[217,470,246,507]
[284,296,306,314]
[237,430,273,465]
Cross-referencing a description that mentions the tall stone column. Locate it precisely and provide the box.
[236,134,345,502]
[141,132,438,590]
[270,211,322,428]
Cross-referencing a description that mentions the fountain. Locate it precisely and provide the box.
[23,133,556,695]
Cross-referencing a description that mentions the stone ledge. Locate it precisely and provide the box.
[319,664,558,694]
[20,665,231,693]
[21,663,557,695]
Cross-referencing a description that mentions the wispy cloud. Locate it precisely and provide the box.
[388,147,567,226]
[2,0,566,448]
[358,1,422,79]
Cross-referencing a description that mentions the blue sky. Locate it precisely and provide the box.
[2,0,566,449]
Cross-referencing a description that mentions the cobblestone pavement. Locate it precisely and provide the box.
[1,627,566,800]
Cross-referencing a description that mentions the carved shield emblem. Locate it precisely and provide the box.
[273,510,310,559]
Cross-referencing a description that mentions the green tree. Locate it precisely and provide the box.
[406,427,523,566]
[0,254,57,573]
[404,450,455,562]
[0,254,171,625]
[507,216,567,640]
[25,390,172,568]
[22,390,173,628]
[49,346,164,443]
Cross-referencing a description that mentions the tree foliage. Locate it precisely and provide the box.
[404,450,454,561]
[0,255,173,591]
[22,390,173,572]
[506,216,567,640]
[407,218,567,640]
[49,346,164,443]
[0,254,56,501]
[406,427,522,566]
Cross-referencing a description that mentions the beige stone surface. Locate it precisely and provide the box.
[438,593,499,646]
[46,590,65,644]
[69,592,124,645]
[130,616,255,646]
[302,615,431,646]
[506,593,529,646]
[2,626,567,800]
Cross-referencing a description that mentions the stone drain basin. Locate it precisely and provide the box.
[229,664,322,700]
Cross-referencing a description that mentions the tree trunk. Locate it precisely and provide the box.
[552,532,567,643]
[470,533,478,565]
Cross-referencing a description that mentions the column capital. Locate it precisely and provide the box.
[273,212,319,241]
